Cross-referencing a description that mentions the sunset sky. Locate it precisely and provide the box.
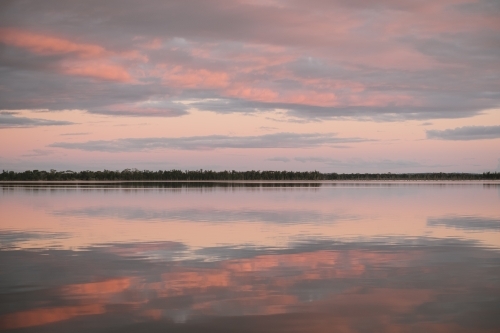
[1,0,499,172]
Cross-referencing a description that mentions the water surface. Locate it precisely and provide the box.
[1,182,499,332]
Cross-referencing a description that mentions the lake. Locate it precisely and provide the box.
[1,182,499,332]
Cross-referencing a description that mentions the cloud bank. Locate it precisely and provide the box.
[0,0,498,120]
[427,125,500,140]
[0,112,74,128]
[49,133,370,152]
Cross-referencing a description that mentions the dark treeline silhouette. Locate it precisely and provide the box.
[1,169,499,181]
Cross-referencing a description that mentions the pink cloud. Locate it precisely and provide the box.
[223,83,415,108]
[0,304,105,330]
[62,62,132,82]
[225,86,279,102]
[147,34,424,107]
[1,0,496,123]
[213,45,296,73]
[150,36,426,107]
[286,92,338,106]
[0,28,135,82]
[164,66,230,89]
[224,86,339,107]
[346,93,416,107]
[139,38,163,50]
[0,28,107,58]
[380,3,500,37]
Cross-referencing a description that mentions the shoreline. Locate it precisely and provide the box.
[1,180,500,184]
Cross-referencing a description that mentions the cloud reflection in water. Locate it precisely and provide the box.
[0,183,499,332]
[1,240,499,332]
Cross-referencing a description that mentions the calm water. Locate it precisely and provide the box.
[1,182,499,332]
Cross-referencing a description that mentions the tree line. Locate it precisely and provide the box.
[1,169,499,181]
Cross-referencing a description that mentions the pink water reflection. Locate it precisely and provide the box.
[0,183,499,332]
[1,183,499,249]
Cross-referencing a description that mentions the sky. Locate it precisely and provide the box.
[0,0,499,173]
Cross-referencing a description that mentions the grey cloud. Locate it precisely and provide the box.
[289,0,452,11]
[428,216,500,231]
[267,157,290,162]
[427,125,500,141]
[0,46,63,73]
[88,104,189,118]
[0,59,190,118]
[456,0,500,26]
[189,97,488,122]
[21,149,55,157]
[0,68,188,117]
[0,0,341,49]
[60,132,90,136]
[49,132,370,152]
[4,0,491,53]
[0,112,75,128]
[282,57,500,121]
[295,157,333,164]
[0,231,68,249]
[293,157,448,171]
[0,0,499,121]
[412,32,500,69]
